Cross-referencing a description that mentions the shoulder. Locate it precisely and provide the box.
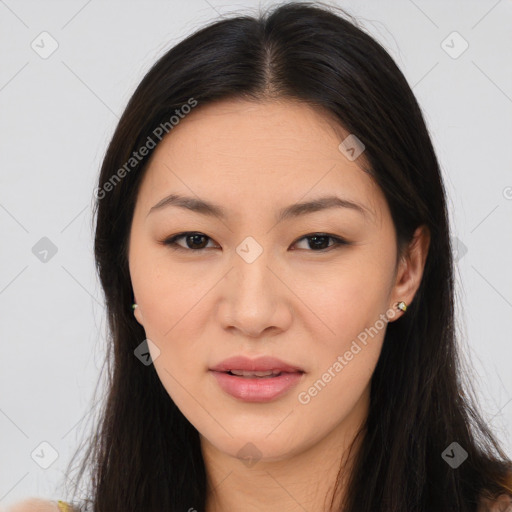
[6,498,60,512]
[477,493,512,512]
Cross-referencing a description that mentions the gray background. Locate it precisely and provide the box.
[1,0,511,507]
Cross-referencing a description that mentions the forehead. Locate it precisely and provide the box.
[136,98,385,226]
[157,97,356,159]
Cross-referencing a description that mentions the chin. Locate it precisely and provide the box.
[202,427,310,464]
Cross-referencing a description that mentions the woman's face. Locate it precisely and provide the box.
[128,98,425,464]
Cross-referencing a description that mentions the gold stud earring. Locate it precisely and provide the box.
[396,301,407,312]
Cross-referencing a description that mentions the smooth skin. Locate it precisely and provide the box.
[128,98,430,512]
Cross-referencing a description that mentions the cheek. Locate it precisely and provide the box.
[297,269,389,423]
[298,254,392,345]
[130,253,213,382]
[130,243,207,335]
[296,256,392,411]
[136,282,210,385]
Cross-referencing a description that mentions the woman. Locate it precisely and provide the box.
[11,2,512,511]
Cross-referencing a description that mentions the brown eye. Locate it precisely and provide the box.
[292,234,350,252]
[163,232,215,251]
[162,231,350,253]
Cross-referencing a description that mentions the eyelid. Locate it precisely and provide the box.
[160,231,351,252]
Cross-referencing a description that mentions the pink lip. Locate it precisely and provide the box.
[209,355,305,402]
[209,355,304,373]
[210,371,304,402]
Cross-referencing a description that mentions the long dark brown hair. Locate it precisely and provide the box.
[59,2,512,511]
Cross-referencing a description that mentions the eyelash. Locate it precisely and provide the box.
[160,232,350,253]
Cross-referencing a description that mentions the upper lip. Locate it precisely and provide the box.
[209,355,305,373]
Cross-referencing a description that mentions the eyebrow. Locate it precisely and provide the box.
[147,193,371,223]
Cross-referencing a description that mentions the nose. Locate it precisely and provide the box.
[219,248,292,339]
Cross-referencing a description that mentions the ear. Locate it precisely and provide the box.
[388,224,430,321]
[133,298,144,327]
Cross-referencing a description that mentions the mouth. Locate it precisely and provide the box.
[209,355,305,374]
[208,355,305,402]
[209,369,305,402]
[223,369,300,378]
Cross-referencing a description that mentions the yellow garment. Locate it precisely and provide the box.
[57,501,74,512]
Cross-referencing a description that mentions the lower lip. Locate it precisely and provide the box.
[210,370,304,402]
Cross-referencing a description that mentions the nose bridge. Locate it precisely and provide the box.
[222,236,286,335]
[233,237,276,300]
